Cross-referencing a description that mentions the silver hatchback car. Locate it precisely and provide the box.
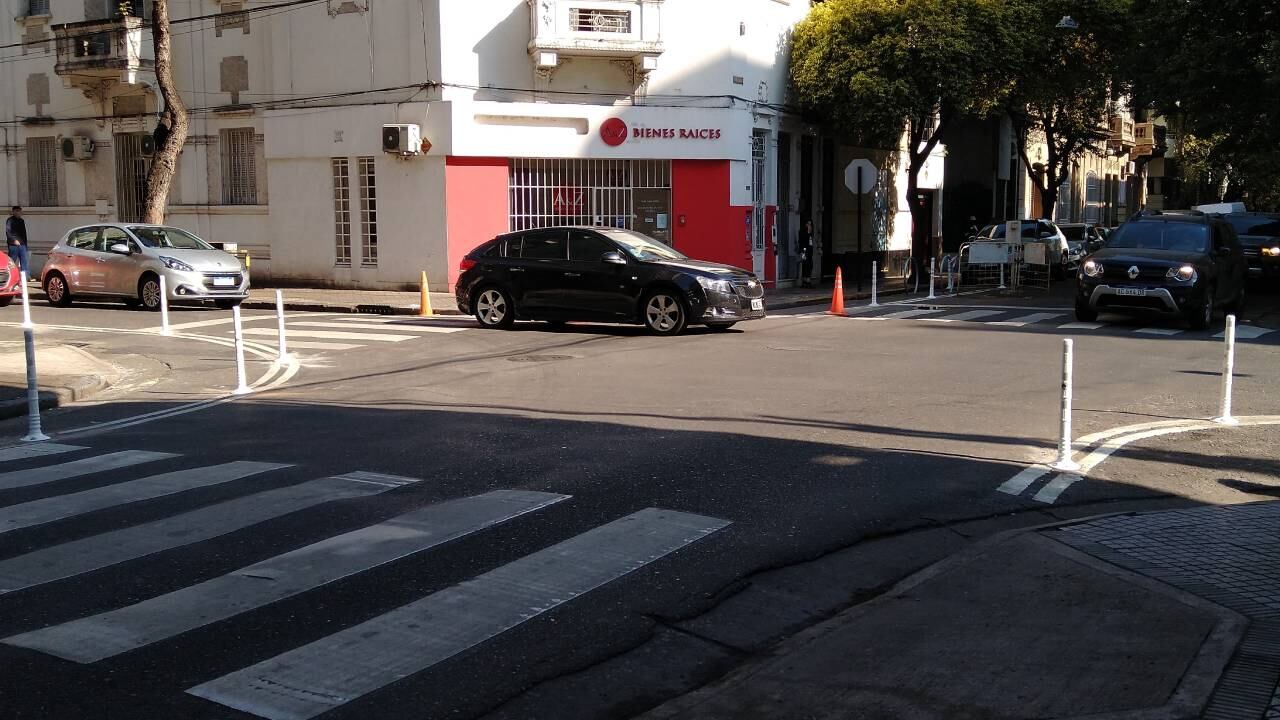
[41,224,249,310]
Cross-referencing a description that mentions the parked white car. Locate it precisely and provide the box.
[41,224,248,310]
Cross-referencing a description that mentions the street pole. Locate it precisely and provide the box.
[1051,339,1080,471]
[159,274,171,336]
[19,276,49,442]
[856,166,863,294]
[232,305,251,395]
[275,289,289,363]
[1214,314,1239,425]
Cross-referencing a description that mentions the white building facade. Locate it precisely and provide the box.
[2,0,935,291]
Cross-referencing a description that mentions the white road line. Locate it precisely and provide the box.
[996,466,1050,496]
[0,443,86,462]
[1215,326,1274,340]
[165,315,333,331]
[919,318,956,323]
[0,451,179,491]
[1134,327,1182,336]
[1032,473,1081,504]
[0,472,422,595]
[987,312,1065,327]
[939,310,1004,322]
[329,316,475,325]
[276,340,364,351]
[879,308,948,320]
[0,461,290,536]
[287,321,466,335]
[8,490,569,663]
[188,508,730,720]
[1058,322,1105,330]
[239,327,415,342]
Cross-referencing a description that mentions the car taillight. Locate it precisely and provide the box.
[459,258,476,272]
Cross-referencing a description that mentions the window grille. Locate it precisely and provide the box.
[26,137,57,207]
[1083,172,1101,224]
[221,128,257,205]
[28,0,50,16]
[332,158,351,266]
[751,130,768,250]
[508,159,670,233]
[358,156,377,266]
[570,8,631,33]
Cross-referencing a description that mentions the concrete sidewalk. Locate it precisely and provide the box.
[644,502,1280,720]
[241,281,911,317]
[0,342,120,419]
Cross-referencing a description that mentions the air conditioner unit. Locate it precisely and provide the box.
[60,136,94,161]
[382,123,421,156]
[139,135,156,157]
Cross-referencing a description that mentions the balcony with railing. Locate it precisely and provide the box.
[53,15,154,88]
[527,0,663,77]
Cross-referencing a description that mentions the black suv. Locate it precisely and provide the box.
[1076,212,1246,329]
[454,226,766,335]
[1221,212,1280,280]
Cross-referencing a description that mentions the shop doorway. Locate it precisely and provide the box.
[509,158,671,241]
[114,133,151,222]
[776,132,792,282]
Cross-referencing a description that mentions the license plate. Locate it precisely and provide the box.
[750,298,764,311]
[212,277,236,287]
[1115,287,1146,297]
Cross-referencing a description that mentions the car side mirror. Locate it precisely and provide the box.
[601,251,626,265]
[108,243,131,255]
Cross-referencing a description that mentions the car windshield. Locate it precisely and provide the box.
[990,224,1038,240]
[130,226,213,250]
[1061,226,1085,241]
[598,229,686,261]
[1106,223,1210,253]
[1224,216,1280,237]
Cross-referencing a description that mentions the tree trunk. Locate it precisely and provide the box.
[906,116,945,281]
[142,0,188,225]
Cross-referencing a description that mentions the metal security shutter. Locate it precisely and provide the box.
[26,137,57,207]
[358,156,377,266]
[508,159,669,233]
[221,128,257,205]
[332,158,351,266]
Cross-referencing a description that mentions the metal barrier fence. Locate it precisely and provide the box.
[1019,241,1052,291]
[958,241,1054,292]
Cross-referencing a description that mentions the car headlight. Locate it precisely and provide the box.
[697,277,735,295]
[1082,260,1104,278]
[1264,246,1280,257]
[160,256,194,272]
[1166,265,1197,282]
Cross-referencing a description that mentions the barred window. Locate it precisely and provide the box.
[26,137,57,207]
[332,158,351,266]
[570,8,630,33]
[357,156,377,266]
[28,0,50,15]
[220,128,257,205]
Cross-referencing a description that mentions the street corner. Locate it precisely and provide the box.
[642,525,1245,720]
[0,341,122,420]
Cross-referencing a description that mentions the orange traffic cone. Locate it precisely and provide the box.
[829,267,845,315]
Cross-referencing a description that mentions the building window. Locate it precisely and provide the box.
[28,0,50,16]
[570,8,631,33]
[26,137,57,207]
[357,156,377,266]
[332,158,351,266]
[220,128,257,205]
[751,130,768,251]
[1083,172,1101,224]
[508,159,671,236]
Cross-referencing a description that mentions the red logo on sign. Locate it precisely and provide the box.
[552,187,585,215]
[600,118,628,146]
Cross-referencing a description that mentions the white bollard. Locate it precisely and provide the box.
[926,258,937,300]
[998,261,1007,290]
[274,289,289,363]
[158,274,171,336]
[19,277,49,442]
[869,261,879,307]
[1214,314,1239,425]
[232,305,251,395]
[1051,338,1080,471]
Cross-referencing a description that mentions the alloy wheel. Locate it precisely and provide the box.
[142,279,162,310]
[46,276,65,303]
[477,289,507,325]
[646,294,682,332]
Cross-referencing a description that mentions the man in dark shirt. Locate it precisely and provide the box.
[797,219,814,288]
[5,206,29,279]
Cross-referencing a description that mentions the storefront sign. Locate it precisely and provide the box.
[552,187,585,214]
[599,118,723,146]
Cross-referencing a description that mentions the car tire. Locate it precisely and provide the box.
[44,272,72,307]
[474,286,515,329]
[642,289,688,336]
[215,299,242,310]
[139,274,163,312]
[705,322,737,331]
[0,296,11,308]
[1074,302,1098,323]
[1052,253,1069,280]
[123,297,141,309]
[1186,288,1214,331]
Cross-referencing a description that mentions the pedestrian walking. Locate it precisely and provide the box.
[798,219,814,288]
[6,206,29,279]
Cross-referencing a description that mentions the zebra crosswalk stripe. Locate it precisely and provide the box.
[5,490,569,663]
[0,443,86,463]
[0,471,422,595]
[0,450,179,491]
[288,321,466,335]
[188,507,731,720]
[879,308,947,320]
[0,461,290,537]
[986,312,1065,327]
[239,327,416,342]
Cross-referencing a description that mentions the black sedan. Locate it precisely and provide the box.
[454,227,766,335]
[1076,212,1246,330]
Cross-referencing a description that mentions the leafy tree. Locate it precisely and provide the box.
[1004,0,1132,220]
[143,0,188,224]
[790,0,1023,264]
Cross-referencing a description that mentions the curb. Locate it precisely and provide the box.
[0,371,112,420]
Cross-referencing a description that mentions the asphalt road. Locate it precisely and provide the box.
[0,282,1277,720]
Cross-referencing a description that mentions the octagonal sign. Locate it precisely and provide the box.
[844,158,878,194]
